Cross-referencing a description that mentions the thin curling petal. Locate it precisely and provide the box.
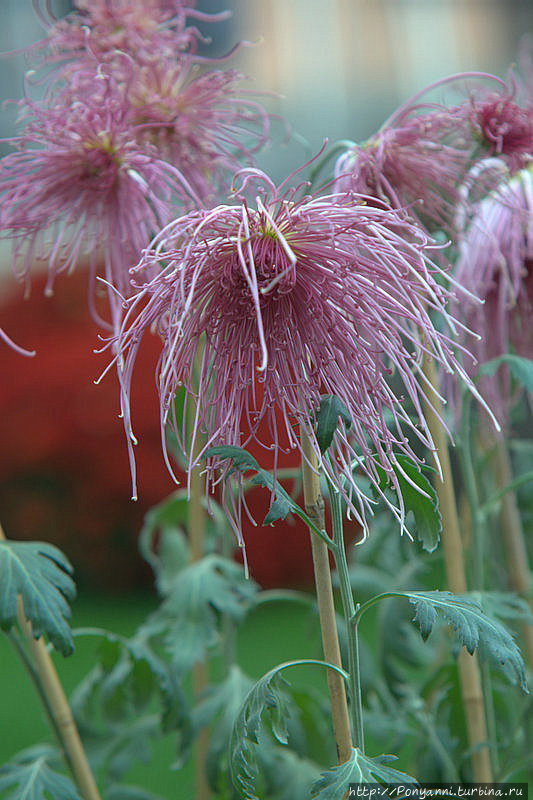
[111,166,485,546]
[0,325,36,358]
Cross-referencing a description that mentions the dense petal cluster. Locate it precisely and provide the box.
[454,166,533,421]
[32,0,219,75]
[334,74,533,237]
[125,61,269,202]
[112,170,481,542]
[471,96,533,160]
[334,106,473,235]
[0,71,196,329]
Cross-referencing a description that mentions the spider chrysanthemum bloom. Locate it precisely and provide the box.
[334,74,533,238]
[334,104,474,236]
[126,61,270,203]
[454,164,533,423]
[0,70,196,330]
[113,168,483,543]
[467,89,533,174]
[32,0,223,76]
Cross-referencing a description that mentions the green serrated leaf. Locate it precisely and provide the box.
[205,445,260,472]
[396,456,441,552]
[72,629,191,755]
[258,746,321,800]
[376,456,441,552]
[310,748,417,798]
[315,395,352,454]
[0,540,76,656]
[478,354,533,391]
[0,756,81,800]
[411,596,438,641]
[476,591,533,624]
[230,666,295,799]
[138,492,191,596]
[147,555,258,674]
[103,715,160,780]
[230,660,348,800]
[404,590,527,690]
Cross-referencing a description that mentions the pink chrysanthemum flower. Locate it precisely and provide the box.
[334,74,533,237]
[334,102,474,236]
[112,167,485,544]
[0,69,197,331]
[32,0,226,74]
[467,88,533,174]
[454,164,533,422]
[125,60,270,203]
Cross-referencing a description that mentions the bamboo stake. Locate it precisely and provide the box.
[189,452,210,800]
[300,431,353,764]
[491,438,533,668]
[187,351,210,800]
[421,358,493,781]
[0,524,101,800]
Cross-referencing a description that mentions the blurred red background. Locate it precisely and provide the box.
[0,268,358,592]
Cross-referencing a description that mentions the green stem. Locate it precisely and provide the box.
[252,589,316,609]
[326,478,365,752]
[0,525,101,800]
[481,660,500,776]
[7,629,64,748]
[458,393,484,591]
[221,522,237,675]
[421,356,492,782]
[457,396,501,773]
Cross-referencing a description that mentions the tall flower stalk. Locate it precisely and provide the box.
[421,358,493,781]
[300,434,353,763]
[187,351,211,800]
[0,523,101,800]
[454,163,533,668]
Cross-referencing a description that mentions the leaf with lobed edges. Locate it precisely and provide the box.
[404,590,527,691]
[230,659,348,799]
[230,665,294,799]
[310,748,417,798]
[204,446,329,541]
[194,665,254,793]
[143,554,259,675]
[0,540,75,656]
[0,755,81,800]
[374,455,441,552]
